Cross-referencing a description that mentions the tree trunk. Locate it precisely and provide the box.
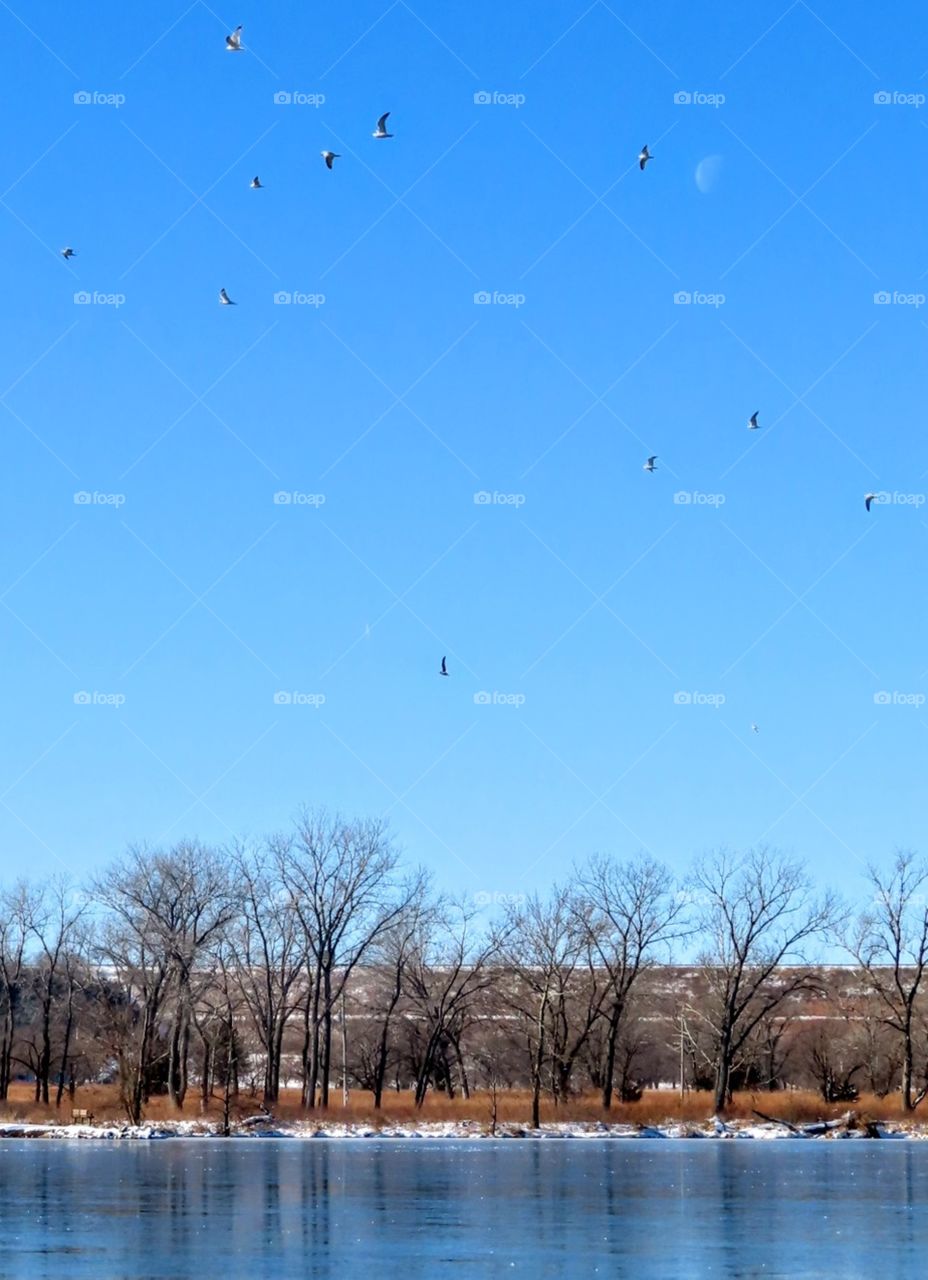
[601,1007,622,1111]
[714,1030,733,1113]
[305,966,322,1110]
[902,1027,914,1112]
[200,1039,212,1113]
[320,966,333,1109]
[55,995,75,1108]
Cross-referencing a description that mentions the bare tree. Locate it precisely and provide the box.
[502,886,585,1128]
[277,811,405,1109]
[850,850,928,1111]
[360,871,432,1108]
[229,843,304,1104]
[0,885,32,1099]
[94,871,172,1125]
[27,880,86,1104]
[690,847,837,1113]
[403,898,501,1108]
[574,853,684,1109]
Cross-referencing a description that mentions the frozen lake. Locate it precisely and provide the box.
[0,1138,925,1277]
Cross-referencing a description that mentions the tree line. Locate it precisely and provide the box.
[2,813,928,1123]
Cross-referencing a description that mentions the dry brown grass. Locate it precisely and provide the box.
[0,1083,921,1128]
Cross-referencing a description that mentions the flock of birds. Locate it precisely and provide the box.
[53,23,883,698]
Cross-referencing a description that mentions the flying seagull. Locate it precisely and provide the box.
[226,25,243,51]
[865,492,878,512]
[638,145,652,171]
[250,176,263,189]
[440,656,449,677]
[748,411,760,430]
[321,151,340,170]
[219,287,236,306]
[643,455,658,473]
[372,112,393,139]
[61,247,75,260]
[751,722,759,734]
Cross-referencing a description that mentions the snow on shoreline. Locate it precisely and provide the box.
[0,1117,922,1142]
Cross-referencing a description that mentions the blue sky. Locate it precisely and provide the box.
[0,0,926,901]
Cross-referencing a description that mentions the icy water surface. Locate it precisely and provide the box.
[0,1138,925,1278]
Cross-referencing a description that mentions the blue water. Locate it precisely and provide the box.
[0,1138,924,1278]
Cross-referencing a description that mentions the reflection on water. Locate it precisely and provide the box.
[0,1139,925,1278]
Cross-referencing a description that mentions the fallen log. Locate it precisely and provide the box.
[751,1109,854,1137]
[751,1109,802,1134]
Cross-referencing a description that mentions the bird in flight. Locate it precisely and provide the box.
[440,656,449,677]
[751,722,759,734]
[321,151,340,170]
[250,176,263,189]
[638,145,652,171]
[643,455,658,473]
[61,247,75,260]
[373,112,393,139]
[864,492,878,512]
[226,25,243,51]
[219,287,236,306]
[748,411,760,430]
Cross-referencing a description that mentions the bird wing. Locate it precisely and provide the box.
[377,112,390,132]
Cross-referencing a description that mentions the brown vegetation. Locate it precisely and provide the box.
[0,1082,919,1130]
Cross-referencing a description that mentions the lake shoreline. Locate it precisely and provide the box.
[1,1116,926,1142]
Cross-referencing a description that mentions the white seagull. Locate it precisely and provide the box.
[219,287,236,306]
[864,492,878,512]
[61,247,75,260]
[638,145,652,171]
[226,25,243,51]
[250,175,263,189]
[748,411,760,430]
[751,722,759,734]
[643,455,658,473]
[440,656,449,677]
[372,112,393,139]
[321,150,340,170]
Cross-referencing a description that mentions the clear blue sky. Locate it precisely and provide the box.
[0,0,925,901]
